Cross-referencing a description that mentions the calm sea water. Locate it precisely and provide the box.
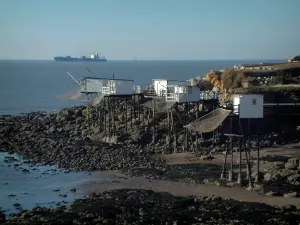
[0,153,89,214]
[0,59,283,115]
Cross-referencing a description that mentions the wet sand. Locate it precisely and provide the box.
[79,144,300,207]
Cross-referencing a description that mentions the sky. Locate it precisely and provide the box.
[0,0,299,60]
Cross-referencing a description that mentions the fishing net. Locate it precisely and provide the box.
[88,93,104,106]
[142,99,175,112]
[184,108,231,133]
[56,88,83,101]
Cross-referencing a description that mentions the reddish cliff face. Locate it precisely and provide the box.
[205,69,246,92]
[205,71,224,91]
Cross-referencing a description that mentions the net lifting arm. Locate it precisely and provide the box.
[65,70,81,86]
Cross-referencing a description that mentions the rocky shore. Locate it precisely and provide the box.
[1,103,298,172]
[0,106,166,171]
[1,104,300,185]
[2,104,300,224]
[2,189,300,225]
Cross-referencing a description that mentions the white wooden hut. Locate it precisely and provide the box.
[166,83,201,103]
[233,94,264,118]
[151,79,192,97]
[79,77,137,96]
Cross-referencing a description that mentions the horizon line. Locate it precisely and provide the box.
[0,58,287,61]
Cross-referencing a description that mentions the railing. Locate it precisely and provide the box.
[133,85,141,94]
[166,93,179,102]
[102,86,112,95]
[200,91,219,100]
[143,85,158,96]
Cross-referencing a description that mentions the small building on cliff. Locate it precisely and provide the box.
[288,55,300,63]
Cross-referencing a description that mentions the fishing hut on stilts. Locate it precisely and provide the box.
[142,79,218,151]
[56,70,143,142]
[96,77,143,142]
[56,71,104,126]
[185,93,264,188]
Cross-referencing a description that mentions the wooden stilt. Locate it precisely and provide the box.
[104,97,107,136]
[228,136,233,181]
[138,95,141,122]
[221,142,229,179]
[237,137,243,185]
[133,95,136,129]
[255,134,260,183]
[152,99,156,145]
[130,99,133,131]
[167,109,171,147]
[171,108,177,153]
[125,97,128,133]
[113,96,116,136]
[108,96,111,137]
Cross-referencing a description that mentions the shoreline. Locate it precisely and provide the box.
[1,105,300,223]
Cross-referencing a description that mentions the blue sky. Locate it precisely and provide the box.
[0,0,299,60]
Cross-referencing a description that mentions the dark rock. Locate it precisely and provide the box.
[0,211,5,223]
[285,162,298,170]
[284,192,299,198]
[59,194,67,198]
[287,174,300,183]
[4,189,300,224]
[21,169,30,173]
[13,203,21,208]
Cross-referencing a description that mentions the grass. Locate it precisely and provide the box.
[233,84,300,94]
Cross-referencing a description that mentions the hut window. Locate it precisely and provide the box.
[252,98,257,105]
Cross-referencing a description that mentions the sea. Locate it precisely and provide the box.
[0,59,284,115]
[0,59,284,214]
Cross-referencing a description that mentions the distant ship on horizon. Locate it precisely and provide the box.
[54,52,107,62]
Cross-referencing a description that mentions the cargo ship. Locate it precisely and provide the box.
[54,53,107,62]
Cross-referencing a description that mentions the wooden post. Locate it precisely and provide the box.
[244,139,253,188]
[130,98,133,131]
[92,105,95,127]
[138,95,141,122]
[196,131,199,152]
[167,109,171,147]
[255,134,260,183]
[98,104,102,131]
[247,119,253,188]
[147,109,150,128]
[113,96,116,136]
[221,145,229,179]
[171,108,177,153]
[237,137,243,185]
[133,95,136,129]
[87,105,90,129]
[183,129,188,151]
[104,97,107,136]
[125,97,128,133]
[228,118,233,181]
[152,99,156,145]
[108,96,111,137]
[228,136,233,181]
[142,105,145,123]
[196,102,199,119]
